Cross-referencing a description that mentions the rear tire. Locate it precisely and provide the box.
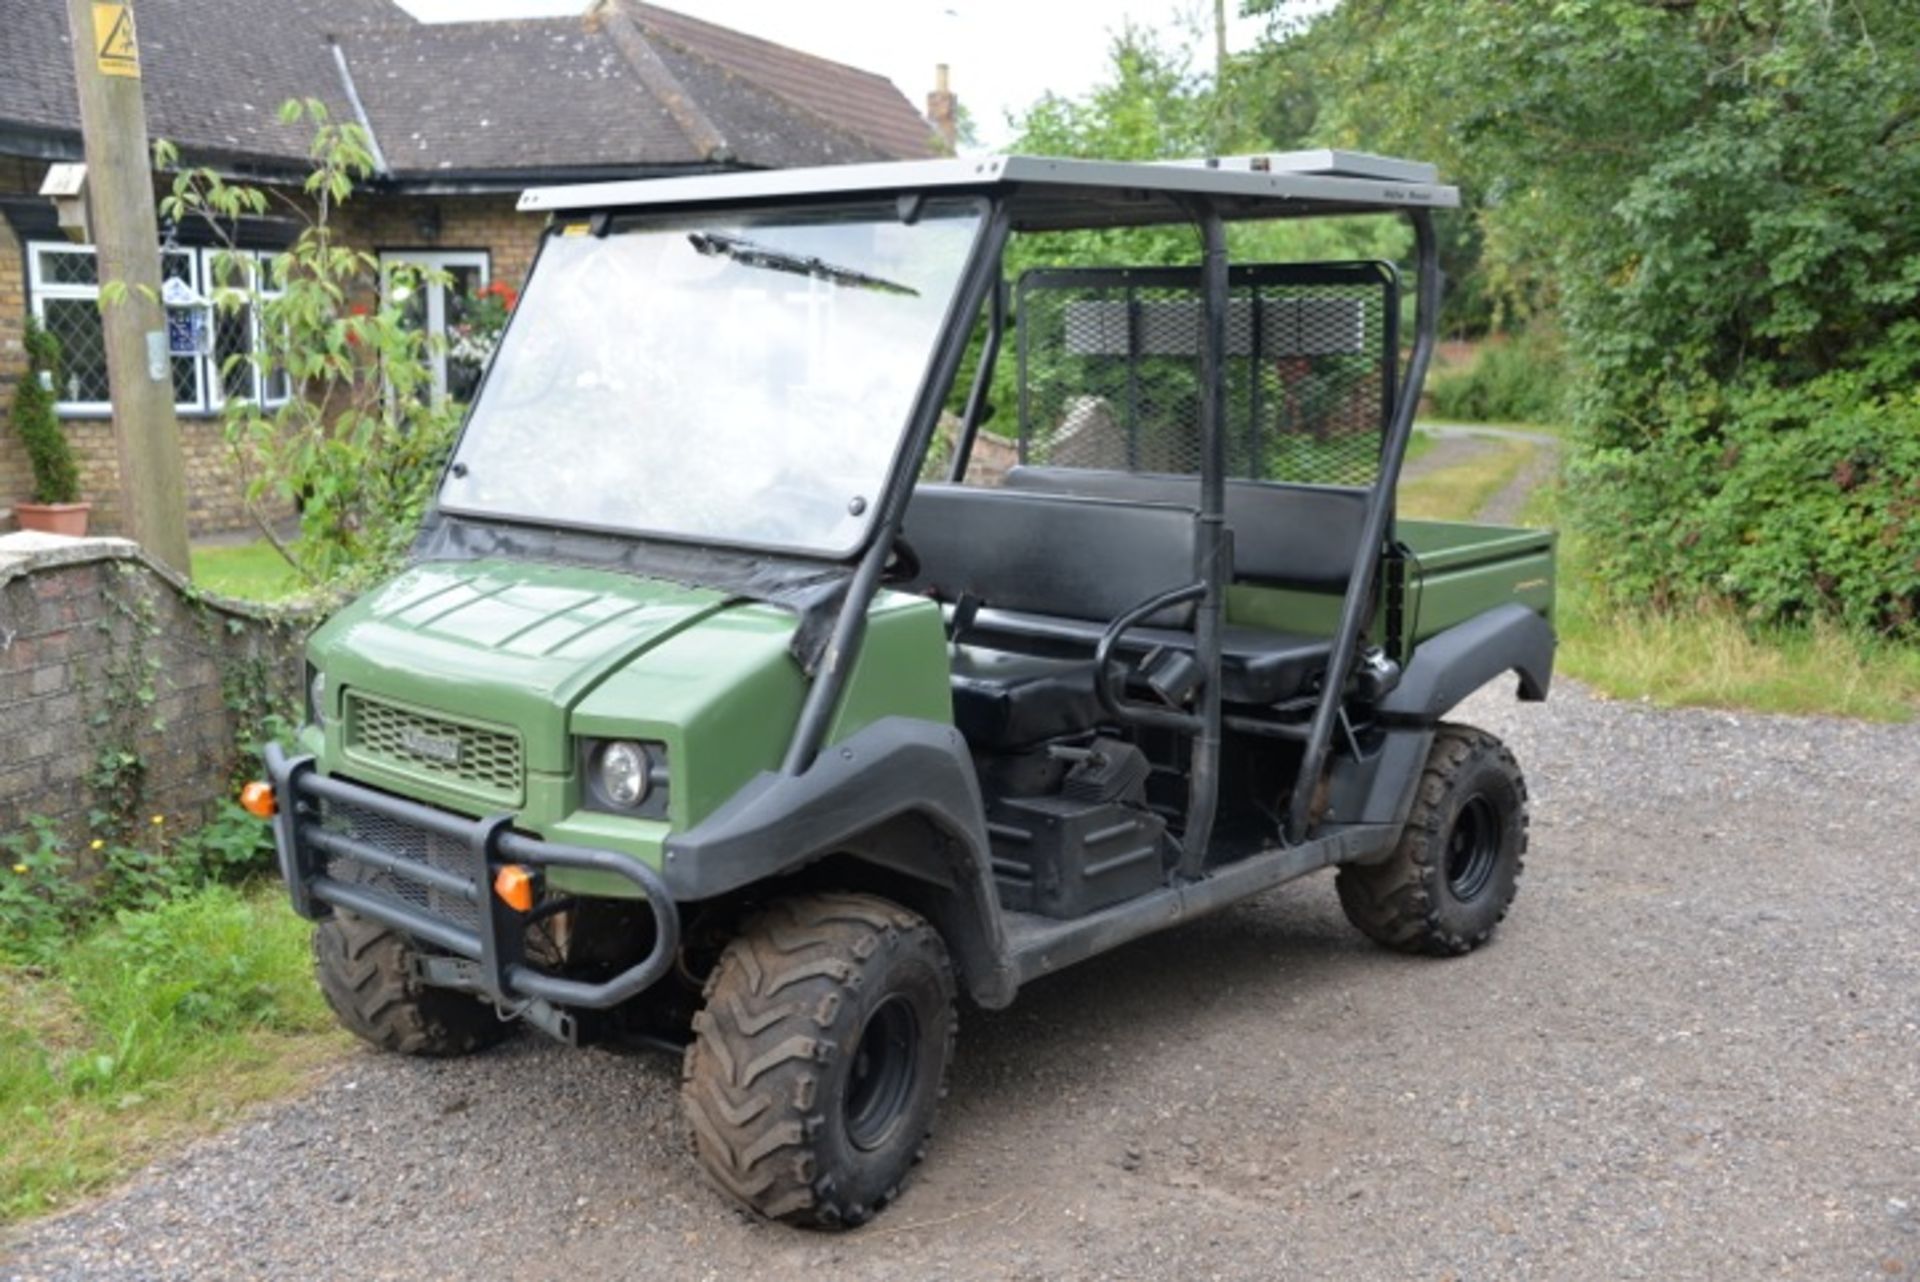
[682,892,955,1228]
[312,909,512,1057]
[1336,723,1528,956]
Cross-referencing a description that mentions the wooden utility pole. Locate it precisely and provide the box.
[1213,0,1233,153]
[62,0,190,573]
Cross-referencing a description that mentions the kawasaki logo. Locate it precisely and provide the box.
[401,729,463,766]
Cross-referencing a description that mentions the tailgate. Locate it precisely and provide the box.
[1399,518,1555,643]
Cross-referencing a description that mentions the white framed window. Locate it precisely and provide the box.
[27,241,291,416]
[200,249,290,410]
[379,250,490,402]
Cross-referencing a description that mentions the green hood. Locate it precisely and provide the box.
[309,559,736,772]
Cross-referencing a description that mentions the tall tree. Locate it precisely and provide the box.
[1270,0,1920,631]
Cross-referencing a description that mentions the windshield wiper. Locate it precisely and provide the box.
[688,231,919,297]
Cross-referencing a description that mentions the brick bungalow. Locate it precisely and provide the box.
[0,0,940,535]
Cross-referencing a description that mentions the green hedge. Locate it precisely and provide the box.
[1572,338,1920,636]
[1426,328,1568,426]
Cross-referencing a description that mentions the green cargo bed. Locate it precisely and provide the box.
[1225,517,1555,655]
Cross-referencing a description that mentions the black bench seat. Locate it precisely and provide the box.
[949,646,1103,751]
[961,607,1332,706]
[903,483,1342,748]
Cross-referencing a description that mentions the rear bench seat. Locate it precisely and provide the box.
[901,484,1336,750]
[999,465,1369,591]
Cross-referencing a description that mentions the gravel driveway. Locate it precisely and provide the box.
[7,681,1919,1281]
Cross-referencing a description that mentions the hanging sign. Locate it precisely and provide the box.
[165,308,206,359]
[162,275,209,358]
[93,3,140,78]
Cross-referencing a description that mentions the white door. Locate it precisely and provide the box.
[379,250,490,401]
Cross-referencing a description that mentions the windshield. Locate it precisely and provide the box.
[439,200,983,556]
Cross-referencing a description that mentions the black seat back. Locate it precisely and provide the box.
[1001,465,1367,591]
[902,484,1202,628]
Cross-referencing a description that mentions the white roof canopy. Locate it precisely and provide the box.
[519,151,1459,228]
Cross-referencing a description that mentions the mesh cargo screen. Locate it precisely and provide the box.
[1016,262,1398,486]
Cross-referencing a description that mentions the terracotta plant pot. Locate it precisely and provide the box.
[14,501,92,537]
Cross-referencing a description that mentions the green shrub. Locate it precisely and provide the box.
[8,319,80,504]
[97,803,276,912]
[1300,1,1920,632]
[1,802,278,962]
[1572,342,1920,637]
[156,101,462,591]
[1427,328,1569,426]
[0,819,89,964]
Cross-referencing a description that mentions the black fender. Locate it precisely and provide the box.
[1378,603,1555,723]
[1324,726,1435,833]
[662,717,1016,1008]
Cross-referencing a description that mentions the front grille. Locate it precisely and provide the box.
[345,692,524,806]
[316,794,480,931]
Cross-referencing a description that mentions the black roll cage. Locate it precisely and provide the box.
[785,191,1442,853]
[429,165,1444,855]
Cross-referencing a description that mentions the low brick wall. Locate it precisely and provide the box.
[0,533,311,851]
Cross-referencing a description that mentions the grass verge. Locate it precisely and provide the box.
[1,885,344,1223]
[1403,426,1438,466]
[189,540,304,603]
[1523,473,1920,722]
[1397,434,1536,521]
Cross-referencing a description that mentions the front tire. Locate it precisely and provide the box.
[682,893,955,1228]
[312,909,512,1057]
[1336,723,1528,956]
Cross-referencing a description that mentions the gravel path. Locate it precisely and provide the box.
[1413,423,1564,527]
[1401,429,1501,484]
[7,681,1920,1281]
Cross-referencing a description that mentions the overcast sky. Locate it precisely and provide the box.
[390,0,1275,148]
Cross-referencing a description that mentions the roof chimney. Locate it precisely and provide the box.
[927,63,958,151]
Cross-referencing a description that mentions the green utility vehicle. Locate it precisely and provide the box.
[260,151,1555,1228]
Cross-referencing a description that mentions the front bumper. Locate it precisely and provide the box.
[265,742,679,1029]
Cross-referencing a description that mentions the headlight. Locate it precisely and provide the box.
[308,667,327,729]
[593,740,651,809]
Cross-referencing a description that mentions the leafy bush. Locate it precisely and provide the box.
[0,819,89,964]
[1426,328,1569,426]
[1571,339,1920,635]
[97,803,276,912]
[8,320,80,504]
[156,100,462,591]
[1292,0,1920,633]
[0,805,277,963]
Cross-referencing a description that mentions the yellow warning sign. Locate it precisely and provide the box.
[92,3,140,79]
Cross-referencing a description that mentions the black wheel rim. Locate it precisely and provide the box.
[1445,794,1501,901]
[845,996,919,1151]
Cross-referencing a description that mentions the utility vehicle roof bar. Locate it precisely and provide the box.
[948,277,1005,483]
[1175,203,1230,877]
[520,155,1459,221]
[782,204,1014,777]
[1283,209,1441,843]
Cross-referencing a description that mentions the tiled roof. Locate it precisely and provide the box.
[0,0,400,166]
[335,18,705,176]
[621,3,938,161]
[642,30,897,168]
[0,0,936,180]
